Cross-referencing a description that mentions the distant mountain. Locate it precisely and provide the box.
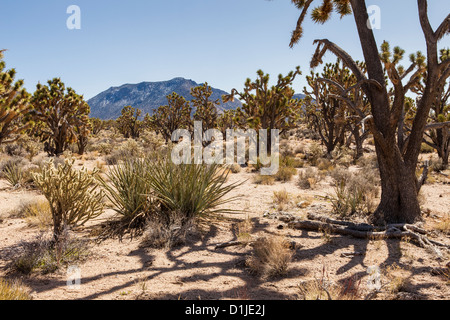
[87,77,243,120]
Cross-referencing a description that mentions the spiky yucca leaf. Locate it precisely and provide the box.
[145,158,242,222]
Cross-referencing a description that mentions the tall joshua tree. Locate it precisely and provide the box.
[116,105,143,139]
[191,82,220,146]
[289,0,450,224]
[0,50,32,144]
[30,78,91,156]
[223,67,302,154]
[409,48,449,167]
[149,92,192,143]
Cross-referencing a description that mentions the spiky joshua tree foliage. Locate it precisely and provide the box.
[0,50,32,145]
[223,67,302,154]
[116,105,143,139]
[191,82,220,146]
[149,92,192,143]
[30,78,91,156]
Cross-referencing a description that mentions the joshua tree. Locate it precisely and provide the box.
[217,109,236,138]
[408,48,449,167]
[0,50,32,145]
[289,0,450,224]
[116,105,143,139]
[90,117,104,136]
[149,92,192,143]
[190,82,220,146]
[30,78,91,156]
[223,67,302,154]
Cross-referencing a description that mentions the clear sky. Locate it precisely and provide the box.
[0,0,449,100]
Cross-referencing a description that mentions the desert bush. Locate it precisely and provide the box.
[298,167,322,189]
[420,142,435,154]
[328,168,380,217]
[12,231,89,275]
[246,236,293,279]
[32,158,104,242]
[275,166,297,182]
[230,163,242,173]
[317,158,334,172]
[252,174,275,185]
[307,142,324,166]
[0,279,31,300]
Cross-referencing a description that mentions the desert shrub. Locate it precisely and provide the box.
[356,154,378,169]
[420,142,435,154]
[281,155,304,168]
[12,231,89,275]
[0,279,31,300]
[298,167,322,189]
[252,174,275,185]
[275,166,297,182]
[141,213,195,249]
[230,163,242,173]
[430,158,445,172]
[328,169,380,217]
[32,158,104,242]
[3,144,26,157]
[307,142,324,166]
[246,236,293,279]
[317,158,334,172]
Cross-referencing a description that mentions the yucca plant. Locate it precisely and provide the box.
[2,160,24,188]
[144,157,242,224]
[99,158,154,227]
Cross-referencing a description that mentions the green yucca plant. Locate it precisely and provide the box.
[2,161,24,187]
[145,158,242,224]
[99,158,154,223]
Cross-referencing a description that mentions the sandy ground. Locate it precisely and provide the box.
[0,150,449,300]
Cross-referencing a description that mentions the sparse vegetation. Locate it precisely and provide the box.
[246,236,293,279]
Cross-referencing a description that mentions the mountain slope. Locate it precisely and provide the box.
[87,77,242,120]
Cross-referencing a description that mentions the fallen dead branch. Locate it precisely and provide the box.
[288,214,450,254]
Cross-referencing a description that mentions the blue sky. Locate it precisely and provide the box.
[0,0,449,100]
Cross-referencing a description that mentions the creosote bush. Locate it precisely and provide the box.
[32,158,104,242]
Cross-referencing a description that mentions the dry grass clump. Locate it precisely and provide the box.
[21,200,52,229]
[229,163,242,173]
[297,266,362,300]
[272,189,291,211]
[0,279,31,300]
[384,264,412,295]
[433,215,450,234]
[246,236,293,279]
[252,174,275,185]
